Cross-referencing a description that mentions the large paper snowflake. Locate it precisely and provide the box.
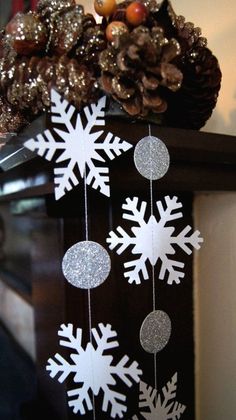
[24,90,132,199]
[107,195,203,285]
[132,373,186,420]
[46,323,142,418]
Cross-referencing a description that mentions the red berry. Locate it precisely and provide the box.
[106,21,128,42]
[126,1,148,26]
[94,0,117,17]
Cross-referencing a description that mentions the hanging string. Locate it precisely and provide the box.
[148,123,158,394]
[83,170,96,420]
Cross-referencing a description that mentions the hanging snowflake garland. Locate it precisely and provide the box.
[107,195,203,285]
[46,322,142,418]
[24,90,132,200]
[132,373,186,420]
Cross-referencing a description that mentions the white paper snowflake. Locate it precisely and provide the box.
[24,90,132,199]
[107,195,203,285]
[46,323,142,418]
[132,373,186,420]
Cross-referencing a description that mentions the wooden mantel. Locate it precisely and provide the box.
[0,114,236,200]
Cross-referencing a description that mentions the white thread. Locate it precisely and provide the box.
[148,124,157,394]
[84,171,96,420]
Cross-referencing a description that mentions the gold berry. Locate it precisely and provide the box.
[106,21,128,42]
[94,0,117,17]
[126,1,148,26]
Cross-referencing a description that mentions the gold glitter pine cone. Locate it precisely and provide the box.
[0,55,99,116]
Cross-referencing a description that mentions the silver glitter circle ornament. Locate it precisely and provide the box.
[134,136,170,180]
[62,241,111,289]
[140,310,172,354]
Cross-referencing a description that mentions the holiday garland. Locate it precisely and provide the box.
[0,0,221,134]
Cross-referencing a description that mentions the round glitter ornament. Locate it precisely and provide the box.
[140,310,172,353]
[62,241,111,289]
[134,136,170,180]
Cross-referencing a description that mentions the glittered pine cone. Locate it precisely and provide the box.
[36,0,76,19]
[44,4,85,55]
[103,0,221,128]
[0,97,27,134]
[74,15,107,70]
[5,12,48,56]
[165,46,222,129]
[0,55,99,116]
[99,25,182,116]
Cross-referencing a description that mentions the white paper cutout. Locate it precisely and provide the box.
[46,323,142,418]
[132,373,186,419]
[24,90,132,199]
[107,195,203,285]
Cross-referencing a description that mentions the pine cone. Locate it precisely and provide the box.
[99,26,182,116]
[0,97,28,134]
[75,17,107,70]
[36,0,76,19]
[166,46,222,129]
[46,5,85,55]
[0,55,98,115]
[5,12,48,56]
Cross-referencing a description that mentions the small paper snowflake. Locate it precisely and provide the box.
[133,373,186,420]
[24,90,132,199]
[46,323,142,418]
[107,195,203,285]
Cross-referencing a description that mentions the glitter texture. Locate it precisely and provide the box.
[134,136,170,180]
[62,241,111,289]
[140,310,172,353]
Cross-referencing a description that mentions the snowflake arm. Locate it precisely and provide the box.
[102,385,127,418]
[83,96,106,134]
[159,256,185,285]
[122,197,147,226]
[57,323,82,351]
[54,161,79,200]
[24,129,65,161]
[167,401,186,419]
[114,355,142,387]
[156,196,183,227]
[124,254,149,284]
[139,381,157,411]
[102,356,142,418]
[160,373,186,418]
[86,163,110,196]
[107,226,137,254]
[92,323,119,352]
[46,353,76,383]
[135,373,186,420]
[68,385,92,415]
[96,132,133,160]
[173,226,204,254]
[51,89,75,132]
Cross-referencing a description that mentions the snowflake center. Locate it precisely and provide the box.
[132,215,175,265]
[72,343,115,395]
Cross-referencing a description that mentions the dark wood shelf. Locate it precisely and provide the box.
[0,115,235,199]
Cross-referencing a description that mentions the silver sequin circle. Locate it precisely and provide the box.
[140,310,172,354]
[134,136,170,180]
[62,241,111,289]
